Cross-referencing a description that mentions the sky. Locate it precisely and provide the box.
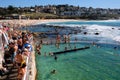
[0,0,120,9]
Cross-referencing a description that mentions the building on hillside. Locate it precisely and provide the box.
[5,14,27,19]
[61,11,83,16]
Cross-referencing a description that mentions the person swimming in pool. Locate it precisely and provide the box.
[114,47,117,50]
[49,52,53,56]
[65,46,68,50]
[54,55,57,61]
[51,69,56,74]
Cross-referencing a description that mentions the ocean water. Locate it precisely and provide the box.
[33,20,120,80]
[26,20,120,43]
[47,20,120,44]
[48,20,120,27]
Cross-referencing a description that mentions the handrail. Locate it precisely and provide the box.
[22,36,33,80]
[22,56,29,80]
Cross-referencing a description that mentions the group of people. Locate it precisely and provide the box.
[0,23,33,80]
[55,34,71,48]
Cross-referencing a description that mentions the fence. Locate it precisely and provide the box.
[22,35,36,80]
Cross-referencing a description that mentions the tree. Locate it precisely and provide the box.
[7,5,14,11]
[7,5,16,14]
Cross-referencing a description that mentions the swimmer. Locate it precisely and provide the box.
[54,55,57,61]
[114,47,117,50]
[65,47,67,50]
[49,52,54,56]
[38,50,41,55]
[74,46,76,49]
[51,69,56,74]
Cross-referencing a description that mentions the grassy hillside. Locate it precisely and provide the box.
[23,12,59,19]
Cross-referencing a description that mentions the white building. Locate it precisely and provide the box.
[61,11,83,16]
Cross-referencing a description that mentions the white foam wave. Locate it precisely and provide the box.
[47,22,120,43]
[46,24,96,27]
[113,36,120,42]
[86,25,120,38]
[70,24,120,43]
[82,19,120,22]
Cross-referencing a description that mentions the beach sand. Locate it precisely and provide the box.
[0,19,79,27]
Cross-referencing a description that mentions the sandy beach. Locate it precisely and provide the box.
[0,19,80,27]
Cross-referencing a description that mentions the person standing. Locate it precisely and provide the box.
[56,35,61,48]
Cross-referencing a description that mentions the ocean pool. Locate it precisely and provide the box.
[36,43,120,80]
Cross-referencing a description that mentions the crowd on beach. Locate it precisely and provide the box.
[0,23,33,80]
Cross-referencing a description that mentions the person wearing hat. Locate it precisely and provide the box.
[23,41,32,52]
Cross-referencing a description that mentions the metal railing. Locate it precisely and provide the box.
[22,36,34,80]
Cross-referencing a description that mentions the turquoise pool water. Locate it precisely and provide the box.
[36,43,120,80]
